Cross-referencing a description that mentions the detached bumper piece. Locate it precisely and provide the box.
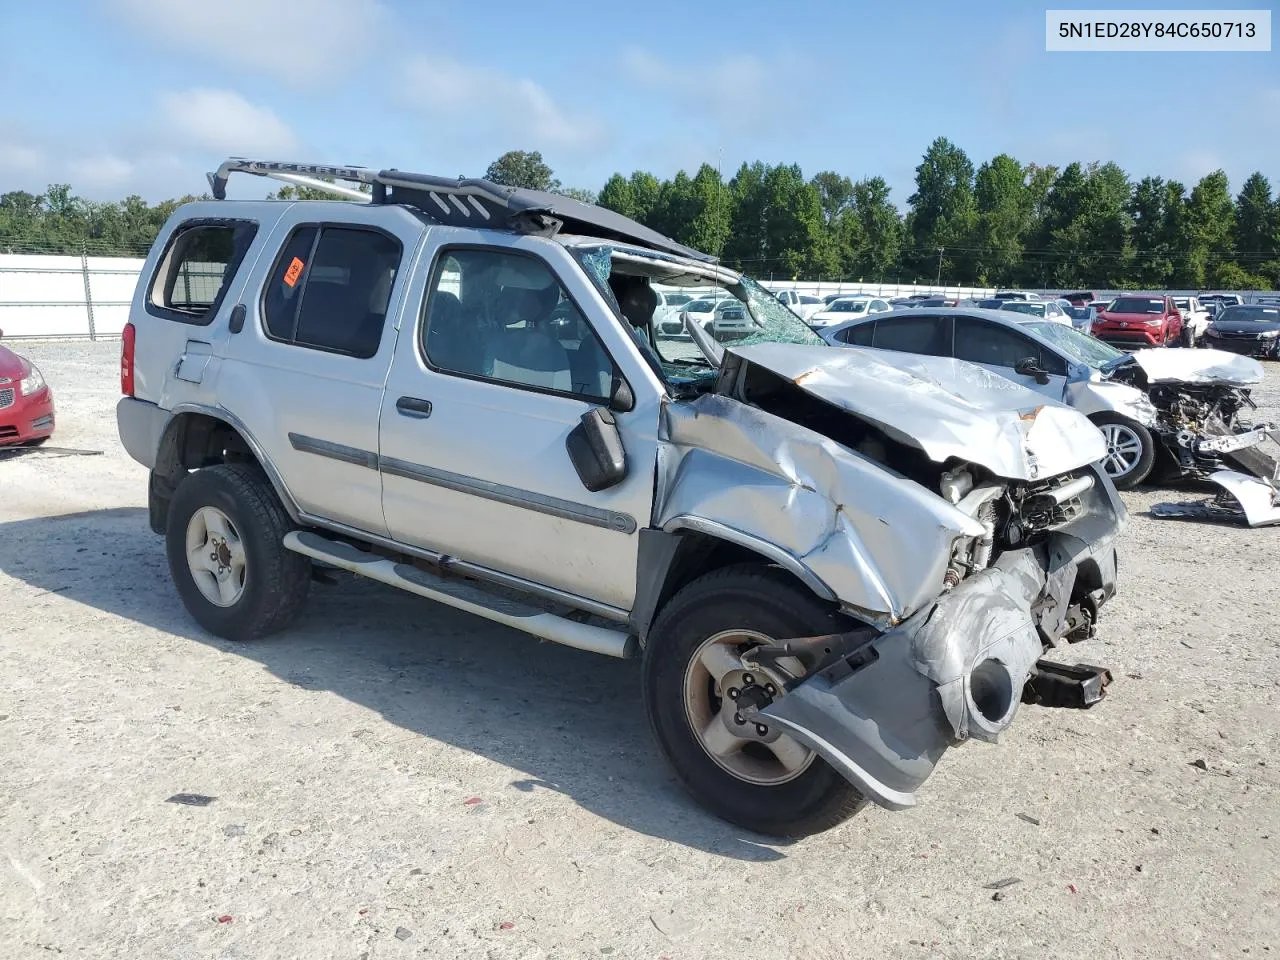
[1151,470,1280,528]
[1021,660,1112,709]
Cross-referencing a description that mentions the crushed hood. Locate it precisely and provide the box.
[728,343,1107,482]
[1121,348,1263,386]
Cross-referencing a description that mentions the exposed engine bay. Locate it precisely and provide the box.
[1107,357,1280,484]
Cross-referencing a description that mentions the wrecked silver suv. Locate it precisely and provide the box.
[117,159,1126,837]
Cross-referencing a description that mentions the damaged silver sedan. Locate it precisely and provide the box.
[819,306,1280,491]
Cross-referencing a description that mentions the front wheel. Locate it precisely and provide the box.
[642,564,868,837]
[1091,413,1156,490]
[166,463,311,641]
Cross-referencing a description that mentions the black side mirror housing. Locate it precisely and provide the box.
[609,377,634,413]
[1014,357,1051,384]
[566,407,628,492]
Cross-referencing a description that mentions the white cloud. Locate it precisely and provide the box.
[620,47,815,127]
[156,88,299,156]
[66,154,136,190]
[107,0,388,84]
[400,55,605,151]
[0,139,43,179]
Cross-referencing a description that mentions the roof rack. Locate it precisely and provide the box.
[207,158,715,263]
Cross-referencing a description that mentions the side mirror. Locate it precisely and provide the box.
[566,407,628,492]
[1014,357,1051,384]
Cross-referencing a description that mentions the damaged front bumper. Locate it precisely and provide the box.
[759,539,1119,811]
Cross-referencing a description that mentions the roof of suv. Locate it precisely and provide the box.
[207,157,714,264]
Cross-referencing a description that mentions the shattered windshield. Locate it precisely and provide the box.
[1026,321,1125,369]
[570,243,824,392]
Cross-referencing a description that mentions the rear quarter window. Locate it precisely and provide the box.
[147,220,258,325]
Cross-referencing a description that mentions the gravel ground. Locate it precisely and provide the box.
[2,341,1278,960]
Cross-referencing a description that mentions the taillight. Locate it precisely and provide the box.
[121,322,136,397]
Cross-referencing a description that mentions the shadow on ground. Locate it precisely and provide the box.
[0,506,792,861]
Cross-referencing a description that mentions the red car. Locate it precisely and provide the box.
[0,330,55,446]
[1091,295,1183,348]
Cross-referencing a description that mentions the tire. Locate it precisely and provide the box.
[1090,413,1156,490]
[643,564,868,837]
[166,463,311,641]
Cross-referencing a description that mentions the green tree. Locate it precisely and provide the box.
[629,171,662,223]
[1233,172,1278,283]
[848,176,902,280]
[810,171,855,225]
[971,154,1028,285]
[597,174,636,219]
[1128,175,1171,286]
[723,161,768,270]
[1186,170,1235,287]
[906,137,976,281]
[484,150,559,191]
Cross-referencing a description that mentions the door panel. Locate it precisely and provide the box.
[214,204,425,536]
[378,229,662,611]
[951,315,1067,401]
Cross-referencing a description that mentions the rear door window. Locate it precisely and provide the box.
[871,314,951,356]
[261,226,402,358]
[148,220,258,325]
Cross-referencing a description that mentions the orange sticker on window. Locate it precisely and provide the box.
[283,256,305,287]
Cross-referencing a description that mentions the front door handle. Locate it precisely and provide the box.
[396,396,433,419]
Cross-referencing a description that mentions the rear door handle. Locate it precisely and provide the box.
[396,396,433,419]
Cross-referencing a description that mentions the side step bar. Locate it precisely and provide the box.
[283,531,637,659]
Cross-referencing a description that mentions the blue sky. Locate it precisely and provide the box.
[0,0,1276,206]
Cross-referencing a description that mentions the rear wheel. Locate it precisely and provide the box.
[1091,413,1156,490]
[643,564,868,837]
[166,464,311,641]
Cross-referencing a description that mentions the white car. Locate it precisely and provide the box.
[993,291,1042,302]
[807,296,892,329]
[656,296,752,339]
[997,299,1073,325]
[774,289,826,321]
[1171,296,1210,346]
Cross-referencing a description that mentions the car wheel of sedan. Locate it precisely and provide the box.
[1090,413,1155,490]
[1181,325,1196,348]
[643,564,868,837]
[166,463,311,641]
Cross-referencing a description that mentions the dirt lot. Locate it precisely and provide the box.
[2,341,1278,960]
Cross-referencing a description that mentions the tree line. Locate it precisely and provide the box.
[3,140,1278,289]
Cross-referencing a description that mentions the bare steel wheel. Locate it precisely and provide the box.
[643,564,868,837]
[683,629,815,785]
[185,506,247,608]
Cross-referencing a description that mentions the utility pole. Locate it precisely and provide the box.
[935,247,944,287]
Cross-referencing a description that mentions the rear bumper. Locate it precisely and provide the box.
[0,387,55,445]
[761,492,1123,810]
[116,396,169,468]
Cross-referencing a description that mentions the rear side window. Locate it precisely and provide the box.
[148,220,258,325]
[836,321,874,346]
[261,226,402,359]
[872,315,950,356]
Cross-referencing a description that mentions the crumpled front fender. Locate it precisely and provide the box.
[759,552,1048,810]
